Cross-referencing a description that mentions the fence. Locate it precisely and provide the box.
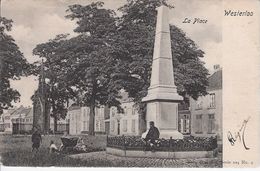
[107,135,218,151]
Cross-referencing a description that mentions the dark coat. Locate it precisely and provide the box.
[145,127,160,140]
[32,131,42,147]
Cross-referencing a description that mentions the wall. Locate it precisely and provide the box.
[109,102,141,136]
[68,106,106,135]
[68,106,82,135]
[190,89,222,141]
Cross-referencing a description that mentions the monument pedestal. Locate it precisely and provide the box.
[160,130,184,139]
[145,99,183,139]
[142,5,183,139]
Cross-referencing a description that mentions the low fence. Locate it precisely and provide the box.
[107,135,218,152]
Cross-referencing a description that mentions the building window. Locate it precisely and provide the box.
[208,114,215,133]
[195,114,203,134]
[96,108,100,116]
[196,98,203,110]
[111,120,115,132]
[132,108,136,115]
[83,108,87,120]
[131,119,136,133]
[111,108,116,117]
[127,108,132,115]
[209,93,216,108]
[96,121,100,131]
[83,121,87,131]
[123,120,127,132]
[124,107,127,115]
[180,114,190,134]
[5,123,10,128]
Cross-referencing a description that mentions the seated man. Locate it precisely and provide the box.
[141,121,160,151]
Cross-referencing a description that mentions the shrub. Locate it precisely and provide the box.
[107,135,218,151]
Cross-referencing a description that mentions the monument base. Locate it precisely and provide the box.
[160,130,184,139]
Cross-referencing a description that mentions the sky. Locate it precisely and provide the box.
[1,0,222,107]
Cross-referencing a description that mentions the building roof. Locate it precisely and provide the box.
[68,104,81,111]
[5,106,33,118]
[118,90,133,103]
[207,69,222,91]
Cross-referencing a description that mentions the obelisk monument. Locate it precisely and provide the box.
[142,5,183,139]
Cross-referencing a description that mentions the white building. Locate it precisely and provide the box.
[109,91,146,136]
[68,105,107,135]
[0,106,69,134]
[190,67,222,145]
[109,101,143,136]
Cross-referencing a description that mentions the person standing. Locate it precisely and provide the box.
[31,128,42,152]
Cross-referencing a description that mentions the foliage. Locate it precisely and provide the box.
[31,0,209,134]
[32,34,73,131]
[63,2,124,135]
[0,17,30,114]
[114,0,209,110]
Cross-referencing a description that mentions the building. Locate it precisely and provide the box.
[0,108,15,134]
[0,106,68,134]
[0,106,33,134]
[190,68,222,143]
[108,91,146,136]
[67,66,222,137]
[50,116,69,134]
[109,102,143,136]
[68,104,108,135]
[178,102,191,135]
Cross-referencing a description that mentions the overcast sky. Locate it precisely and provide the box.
[1,0,222,107]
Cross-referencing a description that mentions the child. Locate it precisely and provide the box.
[31,129,42,152]
[49,140,58,153]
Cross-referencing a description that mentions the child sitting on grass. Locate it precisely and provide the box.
[49,140,59,153]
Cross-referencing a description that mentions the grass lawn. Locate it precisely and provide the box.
[0,134,108,166]
[0,134,222,167]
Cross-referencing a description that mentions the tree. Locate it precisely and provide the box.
[0,17,30,114]
[32,34,73,132]
[114,0,209,109]
[63,2,124,135]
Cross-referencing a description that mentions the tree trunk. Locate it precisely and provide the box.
[54,116,57,133]
[51,97,57,133]
[89,98,95,136]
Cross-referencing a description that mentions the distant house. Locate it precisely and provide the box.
[109,102,143,136]
[109,91,146,136]
[68,104,108,135]
[0,115,4,132]
[0,106,68,134]
[0,106,33,134]
[0,108,14,133]
[190,67,222,144]
[178,102,191,135]
[50,116,69,134]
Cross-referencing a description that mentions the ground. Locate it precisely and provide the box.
[0,134,222,167]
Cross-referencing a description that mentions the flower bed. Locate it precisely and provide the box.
[107,135,217,152]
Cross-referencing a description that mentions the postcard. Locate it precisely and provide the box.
[0,0,259,169]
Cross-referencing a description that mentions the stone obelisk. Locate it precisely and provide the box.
[142,5,183,139]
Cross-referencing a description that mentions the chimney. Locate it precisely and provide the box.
[213,64,220,71]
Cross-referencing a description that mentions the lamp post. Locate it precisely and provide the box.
[19,113,21,134]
